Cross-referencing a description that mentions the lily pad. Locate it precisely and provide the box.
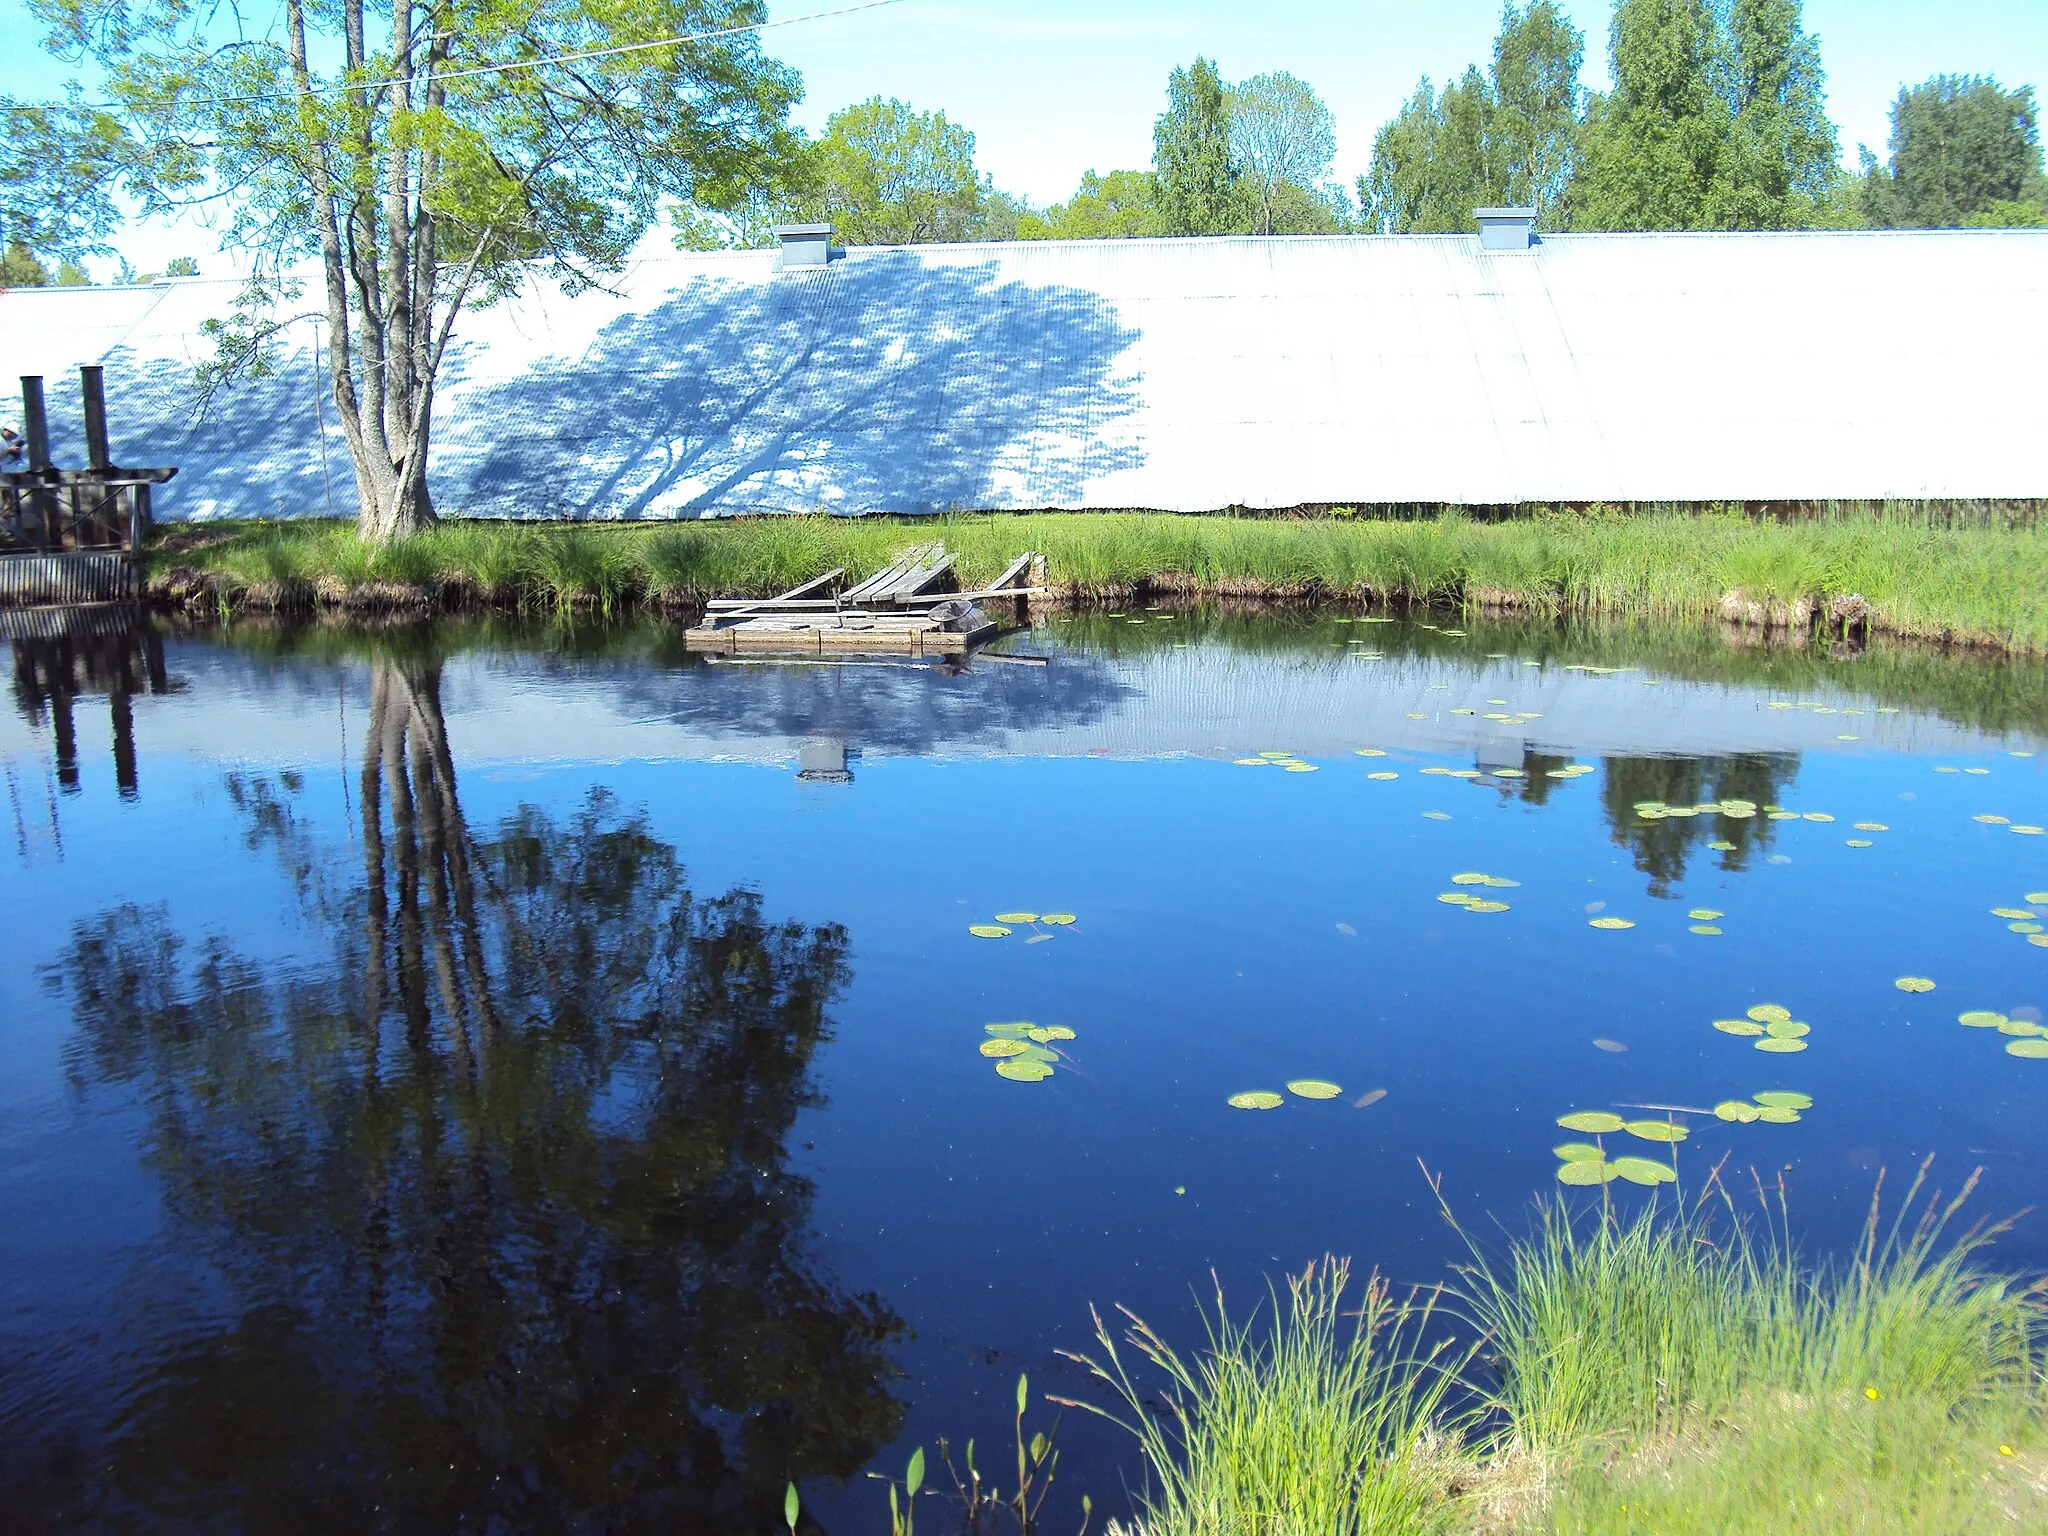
[1592,1038,1628,1052]
[1038,1025,1077,1041]
[1974,814,2010,825]
[1958,1011,2009,1028]
[1709,840,1738,852]
[1355,748,1388,757]
[1464,900,1511,914]
[1234,758,1270,766]
[1484,877,1522,888]
[1753,1091,1813,1109]
[1992,908,2038,920]
[1557,1110,1627,1133]
[1690,925,1724,936]
[995,912,1040,924]
[1438,892,1478,905]
[2005,1040,2048,1059]
[1895,976,1937,992]
[1610,1157,1678,1187]
[1997,1020,2043,1037]
[1689,909,1725,921]
[1041,913,1078,926]
[1714,1018,1767,1036]
[1286,1079,1344,1100]
[1557,1159,1619,1186]
[1283,763,1319,772]
[1589,917,1635,930]
[980,1039,1030,1058]
[2011,923,2044,934]
[1748,1005,1792,1023]
[1228,1090,1285,1110]
[1755,1037,1808,1053]
[1755,1106,1803,1123]
[1257,751,1293,760]
[1846,839,1874,848]
[1451,873,1493,885]
[985,1022,1034,1037]
[1553,1141,1607,1162]
[1714,1100,1763,1123]
[2027,892,2048,905]
[1625,1120,1689,1143]
[1765,1019,1812,1039]
[1854,822,1889,832]
[2032,935,2048,947]
[969,924,1014,939]
[997,1059,1054,1082]
[1422,811,1452,820]
[1368,771,1400,780]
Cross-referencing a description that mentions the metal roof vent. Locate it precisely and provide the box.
[775,223,833,269]
[1474,207,1538,251]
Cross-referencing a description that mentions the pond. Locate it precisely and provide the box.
[4,606,2047,1531]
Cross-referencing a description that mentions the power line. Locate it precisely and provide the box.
[3,0,902,114]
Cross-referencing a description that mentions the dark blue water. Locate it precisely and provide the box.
[4,609,2047,1531]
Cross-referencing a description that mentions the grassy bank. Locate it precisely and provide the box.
[1043,1169,2047,1536]
[146,509,2048,653]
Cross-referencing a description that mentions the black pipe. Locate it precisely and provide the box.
[81,365,110,470]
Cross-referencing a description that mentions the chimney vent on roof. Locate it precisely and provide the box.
[775,223,833,269]
[1474,207,1538,251]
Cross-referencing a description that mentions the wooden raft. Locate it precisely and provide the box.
[685,545,1041,656]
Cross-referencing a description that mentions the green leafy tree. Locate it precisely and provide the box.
[162,254,200,277]
[1,238,51,285]
[1575,0,1732,230]
[1712,0,1840,228]
[1017,169,1161,240]
[1229,71,1338,235]
[24,0,802,541]
[1862,76,2045,227]
[802,96,984,245]
[1153,56,1240,235]
[1489,0,1586,213]
[54,256,90,284]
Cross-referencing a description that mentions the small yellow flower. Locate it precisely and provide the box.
[2000,1444,2015,1456]
[1864,1387,1880,1400]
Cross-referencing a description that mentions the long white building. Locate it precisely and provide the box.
[2,215,2042,520]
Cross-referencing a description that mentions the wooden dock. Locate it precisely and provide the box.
[685,545,1040,656]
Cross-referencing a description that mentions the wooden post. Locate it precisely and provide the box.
[20,376,51,470]
[81,366,111,471]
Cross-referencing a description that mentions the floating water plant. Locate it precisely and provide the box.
[981,1039,1030,1059]
[1714,1018,1766,1036]
[1588,917,1635,930]
[1608,1156,1677,1187]
[1748,1004,1791,1023]
[1689,908,1724,921]
[998,1060,1054,1082]
[2006,1040,2048,1058]
[970,924,1013,938]
[1228,1090,1284,1110]
[1557,1111,1626,1133]
[1958,1010,2008,1028]
[1286,1079,1343,1100]
[1558,1159,1620,1186]
[1895,976,1937,992]
[995,911,1039,924]
[1624,1120,1687,1144]
[1755,1037,1807,1053]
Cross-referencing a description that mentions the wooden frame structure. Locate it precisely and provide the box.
[685,544,1042,655]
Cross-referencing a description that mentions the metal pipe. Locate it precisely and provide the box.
[20,376,50,470]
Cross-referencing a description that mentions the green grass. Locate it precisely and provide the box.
[1063,1256,1474,1536]
[148,508,2048,653]
[1063,1169,2046,1536]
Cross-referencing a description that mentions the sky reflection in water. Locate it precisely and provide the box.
[3,608,2047,1531]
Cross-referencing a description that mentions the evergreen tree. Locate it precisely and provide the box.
[1153,57,1240,235]
[0,239,51,286]
[1863,77,2045,227]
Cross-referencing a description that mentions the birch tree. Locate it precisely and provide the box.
[25,0,801,539]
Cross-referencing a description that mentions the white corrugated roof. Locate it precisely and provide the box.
[2,227,2042,519]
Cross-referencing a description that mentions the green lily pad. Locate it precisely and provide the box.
[1753,1091,1813,1110]
[1708,840,1738,851]
[1755,1106,1803,1123]
[980,1039,1030,1058]
[1557,1159,1618,1186]
[1958,1011,2009,1028]
[969,924,1014,939]
[1037,1025,1077,1041]
[1287,1079,1343,1100]
[1451,873,1493,885]
[1625,1120,1689,1143]
[2027,892,2048,906]
[1438,892,1477,905]
[1714,1101,1763,1123]
[1015,1045,1058,1063]
[1421,811,1452,820]
[1690,925,1723,936]
[1991,908,2037,920]
[1689,909,1725,921]
[1041,913,1078,925]
[1765,1019,1812,1039]
[996,1059,1054,1082]
[1610,1157,1678,1186]
[985,1022,1034,1037]
[994,911,1039,924]
[1557,1110,1627,1133]
[1589,917,1635,930]
[2011,923,2044,934]
[1748,1005,1792,1023]
[1997,1020,2044,1037]
[1755,1037,1808,1053]
[1368,771,1399,780]
[1714,1018,1767,1036]
[2005,1039,2048,1058]
[1228,1090,1285,1110]
[1464,900,1511,914]
[1895,977,1936,992]
[1553,1142,1606,1162]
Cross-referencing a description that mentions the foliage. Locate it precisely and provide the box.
[1574,0,1732,230]
[1061,1258,1472,1536]
[163,254,199,277]
[1152,57,1240,236]
[1,237,51,286]
[1716,0,1841,228]
[1227,71,1339,236]
[1016,170,1162,241]
[24,0,803,542]
[802,96,987,245]
[1862,76,2046,228]
[1360,3,1584,233]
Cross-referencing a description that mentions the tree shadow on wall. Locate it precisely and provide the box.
[441,251,1147,517]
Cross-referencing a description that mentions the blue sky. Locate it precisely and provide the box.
[3,0,2043,270]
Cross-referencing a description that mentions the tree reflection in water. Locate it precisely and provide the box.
[40,648,904,1532]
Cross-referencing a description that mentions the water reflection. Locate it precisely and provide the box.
[7,605,168,802]
[26,645,904,1531]
[1599,754,1800,894]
